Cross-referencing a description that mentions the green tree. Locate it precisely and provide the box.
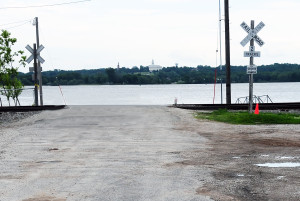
[0,30,26,106]
[105,68,117,83]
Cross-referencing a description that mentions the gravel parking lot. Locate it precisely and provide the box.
[0,106,212,201]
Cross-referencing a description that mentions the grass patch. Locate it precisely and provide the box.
[195,109,300,125]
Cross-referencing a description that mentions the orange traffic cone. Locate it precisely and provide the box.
[254,103,259,115]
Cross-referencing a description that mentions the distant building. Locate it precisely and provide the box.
[148,60,162,72]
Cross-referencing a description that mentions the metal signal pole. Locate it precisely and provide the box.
[224,0,231,104]
[33,44,39,106]
[34,17,43,106]
[249,20,255,113]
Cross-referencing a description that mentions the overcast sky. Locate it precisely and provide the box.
[1,0,300,72]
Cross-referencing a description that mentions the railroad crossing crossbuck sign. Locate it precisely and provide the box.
[25,44,45,64]
[240,21,265,47]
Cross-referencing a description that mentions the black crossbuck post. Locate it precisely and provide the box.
[33,44,39,106]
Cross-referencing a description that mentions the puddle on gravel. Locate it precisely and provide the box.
[256,162,300,168]
[277,156,295,159]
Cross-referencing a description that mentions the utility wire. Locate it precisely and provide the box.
[0,19,33,27]
[1,20,32,30]
[0,0,91,9]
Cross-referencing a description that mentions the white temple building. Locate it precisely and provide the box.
[148,60,162,72]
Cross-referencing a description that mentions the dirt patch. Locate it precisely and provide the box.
[250,138,300,147]
[23,196,66,201]
[164,160,202,167]
[174,116,300,201]
[196,187,238,201]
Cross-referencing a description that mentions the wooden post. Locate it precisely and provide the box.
[35,17,43,106]
[224,0,231,104]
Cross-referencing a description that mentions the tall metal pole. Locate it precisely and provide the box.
[33,44,39,106]
[224,0,231,104]
[219,0,223,104]
[249,20,254,113]
[35,17,43,106]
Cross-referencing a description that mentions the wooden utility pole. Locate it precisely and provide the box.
[224,0,231,104]
[35,17,43,106]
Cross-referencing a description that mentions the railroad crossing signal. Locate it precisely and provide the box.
[240,20,265,114]
[25,43,45,106]
[240,21,265,47]
[25,44,45,64]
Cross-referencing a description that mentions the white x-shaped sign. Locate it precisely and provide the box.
[240,21,265,47]
[25,44,45,64]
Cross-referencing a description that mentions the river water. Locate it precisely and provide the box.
[2,82,299,106]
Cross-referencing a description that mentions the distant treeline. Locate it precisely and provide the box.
[18,63,300,86]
